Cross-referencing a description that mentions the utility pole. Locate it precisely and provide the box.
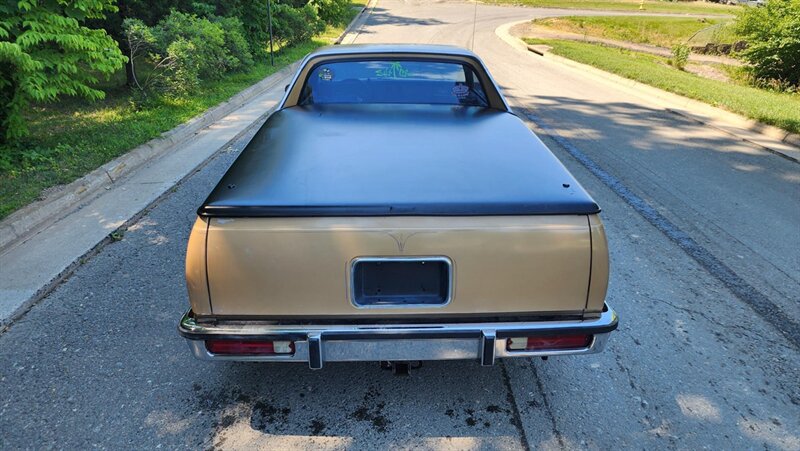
[267,0,274,65]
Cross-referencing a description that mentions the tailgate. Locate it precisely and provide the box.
[205,216,591,317]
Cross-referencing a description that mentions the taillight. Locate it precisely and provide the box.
[506,334,592,351]
[205,340,295,356]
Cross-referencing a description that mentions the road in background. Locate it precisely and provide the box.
[1,1,798,449]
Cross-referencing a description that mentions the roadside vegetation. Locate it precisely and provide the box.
[734,0,800,89]
[533,16,737,48]
[485,0,739,15]
[0,0,364,220]
[522,0,799,134]
[523,38,800,134]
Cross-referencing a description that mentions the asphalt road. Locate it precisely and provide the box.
[2,1,799,449]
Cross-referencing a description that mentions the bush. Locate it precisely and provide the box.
[271,3,326,47]
[123,11,254,95]
[154,11,229,80]
[211,15,255,70]
[310,0,354,26]
[164,38,201,95]
[215,1,269,59]
[671,44,691,70]
[735,0,800,88]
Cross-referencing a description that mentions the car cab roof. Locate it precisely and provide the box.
[305,44,481,59]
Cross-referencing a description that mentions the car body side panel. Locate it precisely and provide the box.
[587,214,610,315]
[204,215,591,317]
[185,217,212,315]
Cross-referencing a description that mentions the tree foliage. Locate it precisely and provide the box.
[0,0,126,143]
[1,0,354,143]
[215,0,352,56]
[123,11,253,95]
[271,2,326,48]
[735,0,800,89]
[310,0,353,26]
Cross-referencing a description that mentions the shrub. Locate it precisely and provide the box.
[671,44,690,70]
[735,0,800,88]
[164,38,201,95]
[216,1,269,59]
[154,11,228,80]
[123,11,254,95]
[211,15,254,71]
[271,3,326,47]
[310,0,354,26]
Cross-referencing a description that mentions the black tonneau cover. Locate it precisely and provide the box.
[199,104,600,217]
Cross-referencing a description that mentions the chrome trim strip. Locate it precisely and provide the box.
[179,306,617,339]
[348,256,454,309]
[179,304,617,364]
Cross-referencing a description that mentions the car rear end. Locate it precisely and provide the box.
[178,45,617,368]
[180,213,615,368]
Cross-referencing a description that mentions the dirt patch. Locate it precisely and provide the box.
[684,63,731,83]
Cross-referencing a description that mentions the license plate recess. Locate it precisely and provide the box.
[351,257,451,307]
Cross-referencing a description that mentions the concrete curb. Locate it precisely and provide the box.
[338,0,378,45]
[335,0,374,44]
[495,19,800,163]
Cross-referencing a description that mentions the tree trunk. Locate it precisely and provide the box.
[0,64,18,146]
[124,50,136,87]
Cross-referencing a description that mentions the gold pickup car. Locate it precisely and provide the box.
[178,45,618,370]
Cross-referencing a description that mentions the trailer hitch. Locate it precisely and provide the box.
[380,361,422,376]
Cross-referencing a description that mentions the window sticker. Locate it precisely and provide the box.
[375,62,409,78]
[318,67,333,81]
[452,84,469,99]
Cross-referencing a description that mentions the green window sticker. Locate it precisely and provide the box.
[375,62,409,78]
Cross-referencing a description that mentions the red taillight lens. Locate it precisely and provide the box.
[507,334,592,351]
[205,340,294,356]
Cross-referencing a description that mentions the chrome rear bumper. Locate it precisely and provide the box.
[178,305,618,369]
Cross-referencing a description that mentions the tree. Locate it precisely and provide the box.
[735,0,800,88]
[0,0,126,143]
[90,0,193,86]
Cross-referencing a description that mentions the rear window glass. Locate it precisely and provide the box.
[299,60,489,107]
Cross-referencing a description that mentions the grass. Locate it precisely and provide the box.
[0,6,365,220]
[523,38,800,134]
[533,15,737,47]
[485,0,740,15]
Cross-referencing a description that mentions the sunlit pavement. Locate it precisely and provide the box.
[1,1,798,449]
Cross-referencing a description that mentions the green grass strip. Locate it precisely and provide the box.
[534,16,735,48]
[525,38,800,135]
[485,0,738,15]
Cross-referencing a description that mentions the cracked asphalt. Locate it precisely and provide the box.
[1,0,799,449]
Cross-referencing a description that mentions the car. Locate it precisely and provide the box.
[178,44,618,370]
